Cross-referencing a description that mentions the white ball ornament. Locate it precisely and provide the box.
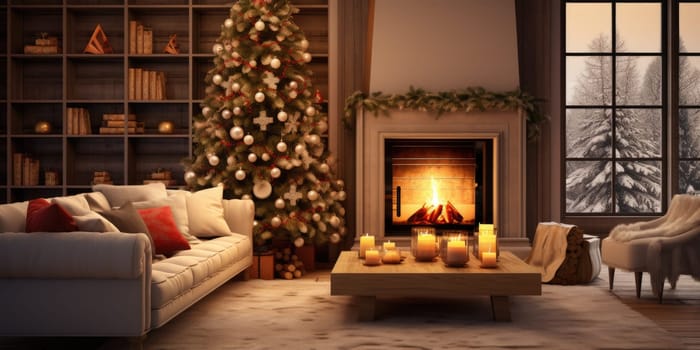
[275,198,285,209]
[253,180,272,199]
[336,179,344,188]
[307,190,319,201]
[261,153,271,161]
[212,74,223,85]
[184,171,196,183]
[330,233,341,244]
[208,155,220,166]
[305,106,316,117]
[312,213,321,222]
[294,144,305,154]
[270,167,281,178]
[254,19,265,31]
[270,57,281,69]
[247,153,257,163]
[235,169,246,181]
[329,215,340,228]
[212,43,223,54]
[202,106,212,117]
[224,18,234,28]
[277,111,288,122]
[249,60,257,68]
[288,90,297,99]
[300,39,309,50]
[233,106,242,115]
[230,126,244,140]
[316,120,328,133]
[221,109,232,119]
[227,155,236,166]
[254,91,265,103]
[319,163,329,173]
[294,237,304,248]
[289,81,298,89]
[309,134,320,145]
[338,190,347,201]
[243,134,254,145]
[231,82,241,92]
[302,52,312,63]
[270,216,281,228]
[276,141,288,153]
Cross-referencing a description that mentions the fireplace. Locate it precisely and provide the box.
[384,139,493,236]
[355,108,527,248]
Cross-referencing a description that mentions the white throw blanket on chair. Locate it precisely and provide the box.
[609,194,700,242]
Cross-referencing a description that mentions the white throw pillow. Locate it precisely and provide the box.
[74,211,119,232]
[93,183,168,208]
[186,184,232,237]
[84,192,111,212]
[0,201,29,232]
[51,194,91,216]
[133,191,199,243]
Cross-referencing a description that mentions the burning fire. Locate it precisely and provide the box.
[407,176,464,225]
[430,177,440,207]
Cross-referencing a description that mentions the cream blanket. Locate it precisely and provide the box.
[609,194,700,242]
[526,222,572,283]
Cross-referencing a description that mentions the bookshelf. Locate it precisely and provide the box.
[1,0,334,204]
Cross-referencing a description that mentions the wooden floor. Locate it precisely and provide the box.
[597,265,700,350]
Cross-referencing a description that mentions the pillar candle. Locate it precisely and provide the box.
[481,251,497,267]
[446,239,467,266]
[359,233,375,258]
[416,233,436,260]
[478,233,497,261]
[364,248,381,265]
[383,240,396,250]
[382,249,401,264]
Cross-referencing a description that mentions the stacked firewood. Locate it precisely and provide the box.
[407,201,463,224]
[550,226,593,285]
[274,247,305,280]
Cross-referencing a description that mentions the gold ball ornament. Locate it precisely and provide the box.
[34,121,52,134]
[158,121,174,134]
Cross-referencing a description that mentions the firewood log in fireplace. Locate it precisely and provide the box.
[407,201,464,224]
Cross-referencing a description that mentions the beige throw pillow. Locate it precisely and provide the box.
[93,183,168,208]
[186,184,232,237]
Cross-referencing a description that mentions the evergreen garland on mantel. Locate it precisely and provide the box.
[343,86,546,140]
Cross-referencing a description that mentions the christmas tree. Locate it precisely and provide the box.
[184,0,347,249]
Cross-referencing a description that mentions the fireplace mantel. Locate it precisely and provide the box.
[355,108,529,250]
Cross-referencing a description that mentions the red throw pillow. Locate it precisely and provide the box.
[136,206,190,255]
[26,198,79,233]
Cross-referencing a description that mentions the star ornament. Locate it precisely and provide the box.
[283,112,301,135]
[262,71,280,90]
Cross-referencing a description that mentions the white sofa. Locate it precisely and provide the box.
[0,183,254,337]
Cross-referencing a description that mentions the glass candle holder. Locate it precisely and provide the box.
[440,232,469,267]
[381,246,402,264]
[411,226,438,261]
[475,225,499,261]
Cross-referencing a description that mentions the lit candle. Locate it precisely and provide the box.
[481,251,497,267]
[382,249,401,264]
[364,248,381,265]
[359,233,375,258]
[479,223,494,236]
[416,233,436,260]
[446,239,468,266]
[383,240,396,250]
[478,232,497,261]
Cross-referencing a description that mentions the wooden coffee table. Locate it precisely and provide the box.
[330,250,541,321]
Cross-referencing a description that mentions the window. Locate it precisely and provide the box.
[564,1,700,216]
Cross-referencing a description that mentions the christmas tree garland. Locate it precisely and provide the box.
[343,86,546,139]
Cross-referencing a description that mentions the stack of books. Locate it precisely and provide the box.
[128,68,167,100]
[99,113,144,134]
[13,153,40,186]
[24,34,60,54]
[129,20,153,54]
[143,169,176,186]
[66,107,92,135]
[92,171,113,185]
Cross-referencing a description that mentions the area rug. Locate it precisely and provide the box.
[136,275,683,350]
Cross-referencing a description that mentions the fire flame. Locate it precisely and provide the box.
[430,176,440,206]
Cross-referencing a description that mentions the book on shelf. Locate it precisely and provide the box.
[23,45,60,54]
[66,107,92,135]
[128,68,136,99]
[93,170,113,185]
[130,68,167,100]
[102,113,136,121]
[104,120,141,128]
[134,68,143,100]
[13,153,23,186]
[143,27,153,54]
[136,23,144,54]
[129,20,138,54]
[99,126,145,134]
[17,155,40,186]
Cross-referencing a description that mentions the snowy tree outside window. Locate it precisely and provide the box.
[564,1,700,214]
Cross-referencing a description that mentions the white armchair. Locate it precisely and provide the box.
[602,194,700,303]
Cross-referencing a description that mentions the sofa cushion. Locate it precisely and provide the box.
[186,185,232,238]
[93,182,168,208]
[51,194,91,216]
[0,201,28,232]
[133,192,198,243]
[26,199,79,233]
[84,191,112,212]
[137,206,190,255]
[98,202,155,252]
[73,211,119,232]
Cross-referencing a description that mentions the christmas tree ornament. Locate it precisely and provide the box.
[277,111,288,122]
[262,71,279,89]
[336,179,344,188]
[329,215,340,228]
[224,18,234,28]
[270,167,281,178]
[338,190,347,201]
[184,171,196,183]
[300,39,309,50]
[284,184,302,205]
[330,191,338,200]
[276,141,288,153]
[302,52,312,63]
[316,120,328,133]
[249,60,257,68]
[319,163,329,173]
[294,144,305,154]
[330,233,340,244]
[254,19,265,31]
[308,134,320,145]
[261,152,271,161]
[314,89,323,103]
[247,153,257,163]
[212,43,223,54]
[221,109,232,119]
[312,213,321,222]
[270,216,281,228]
[231,82,241,92]
[208,155,220,166]
[289,81,298,89]
[253,110,273,130]
[307,190,319,201]
[235,169,246,180]
[227,155,236,166]
[230,126,244,140]
[202,106,212,116]
[293,237,304,248]
[242,194,252,200]
[243,134,254,145]
[305,106,316,117]
[274,198,285,209]
[288,90,297,99]
[270,57,281,69]
[212,74,223,85]
[254,91,265,102]
[253,179,272,199]
[317,221,327,232]
[233,106,242,115]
